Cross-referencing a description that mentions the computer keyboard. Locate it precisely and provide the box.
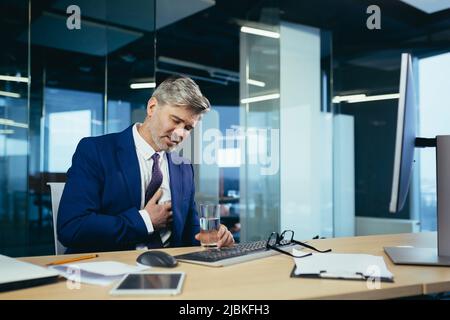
[174,240,295,267]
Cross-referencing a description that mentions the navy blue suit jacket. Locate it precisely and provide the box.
[57,125,200,254]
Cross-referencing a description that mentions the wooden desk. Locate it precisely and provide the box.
[1,232,450,300]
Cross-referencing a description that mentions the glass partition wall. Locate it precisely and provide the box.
[1,0,156,256]
[1,0,340,256]
[239,12,334,242]
[0,0,30,257]
[239,20,281,242]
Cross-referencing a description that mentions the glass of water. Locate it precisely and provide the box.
[199,204,222,248]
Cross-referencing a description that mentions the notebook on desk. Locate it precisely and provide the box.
[0,254,60,292]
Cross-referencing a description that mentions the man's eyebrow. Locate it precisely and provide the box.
[171,115,194,127]
[171,115,185,122]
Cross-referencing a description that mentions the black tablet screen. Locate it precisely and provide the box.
[117,273,182,290]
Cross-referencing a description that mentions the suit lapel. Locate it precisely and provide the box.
[116,125,141,209]
[167,152,184,245]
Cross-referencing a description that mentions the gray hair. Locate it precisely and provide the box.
[151,76,211,114]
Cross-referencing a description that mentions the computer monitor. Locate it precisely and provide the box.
[389,53,416,214]
[384,53,450,266]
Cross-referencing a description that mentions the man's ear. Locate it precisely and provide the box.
[146,97,158,117]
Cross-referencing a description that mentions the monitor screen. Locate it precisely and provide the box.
[389,53,417,213]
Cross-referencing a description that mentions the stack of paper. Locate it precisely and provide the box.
[50,261,150,286]
[292,248,394,282]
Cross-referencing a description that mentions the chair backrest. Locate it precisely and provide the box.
[47,182,67,255]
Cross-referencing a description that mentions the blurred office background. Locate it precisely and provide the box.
[0,0,449,256]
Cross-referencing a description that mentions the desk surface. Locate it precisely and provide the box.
[1,232,450,300]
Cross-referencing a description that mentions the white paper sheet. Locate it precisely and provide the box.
[50,261,150,286]
[292,248,393,280]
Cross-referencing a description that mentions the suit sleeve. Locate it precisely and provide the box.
[57,138,148,250]
[181,164,200,246]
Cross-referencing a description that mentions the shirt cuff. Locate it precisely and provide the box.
[139,209,155,234]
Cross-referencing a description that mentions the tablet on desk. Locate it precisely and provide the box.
[109,272,185,296]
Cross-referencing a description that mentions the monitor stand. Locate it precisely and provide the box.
[384,135,450,266]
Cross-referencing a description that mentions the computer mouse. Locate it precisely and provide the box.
[136,250,178,268]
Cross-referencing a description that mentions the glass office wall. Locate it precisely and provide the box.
[417,52,450,231]
[0,0,156,257]
[156,1,333,241]
[153,1,289,243]
[154,0,248,242]
[278,22,333,240]
[0,0,30,256]
[239,21,281,242]
[105,0,156,133]
[333,53,410,236]
[333,52,448,236]
[6,0,445,255]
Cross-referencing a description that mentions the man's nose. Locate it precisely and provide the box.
[172,128,188,141]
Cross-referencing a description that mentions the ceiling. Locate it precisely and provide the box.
[155,0,450,72]
[399,0,450,14]
[1,0,449,102]
[21,0,215,56]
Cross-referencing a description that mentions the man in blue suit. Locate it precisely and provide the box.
[58,76,234,254]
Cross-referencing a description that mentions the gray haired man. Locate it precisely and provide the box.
[58,76,234,253]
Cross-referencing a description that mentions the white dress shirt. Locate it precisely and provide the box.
[132,123,172,248]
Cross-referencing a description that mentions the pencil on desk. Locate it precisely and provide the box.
[46,254,99,266]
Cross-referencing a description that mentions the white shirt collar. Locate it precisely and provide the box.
[132,123,164,161]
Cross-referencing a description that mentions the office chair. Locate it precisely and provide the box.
[47,182,67,255]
